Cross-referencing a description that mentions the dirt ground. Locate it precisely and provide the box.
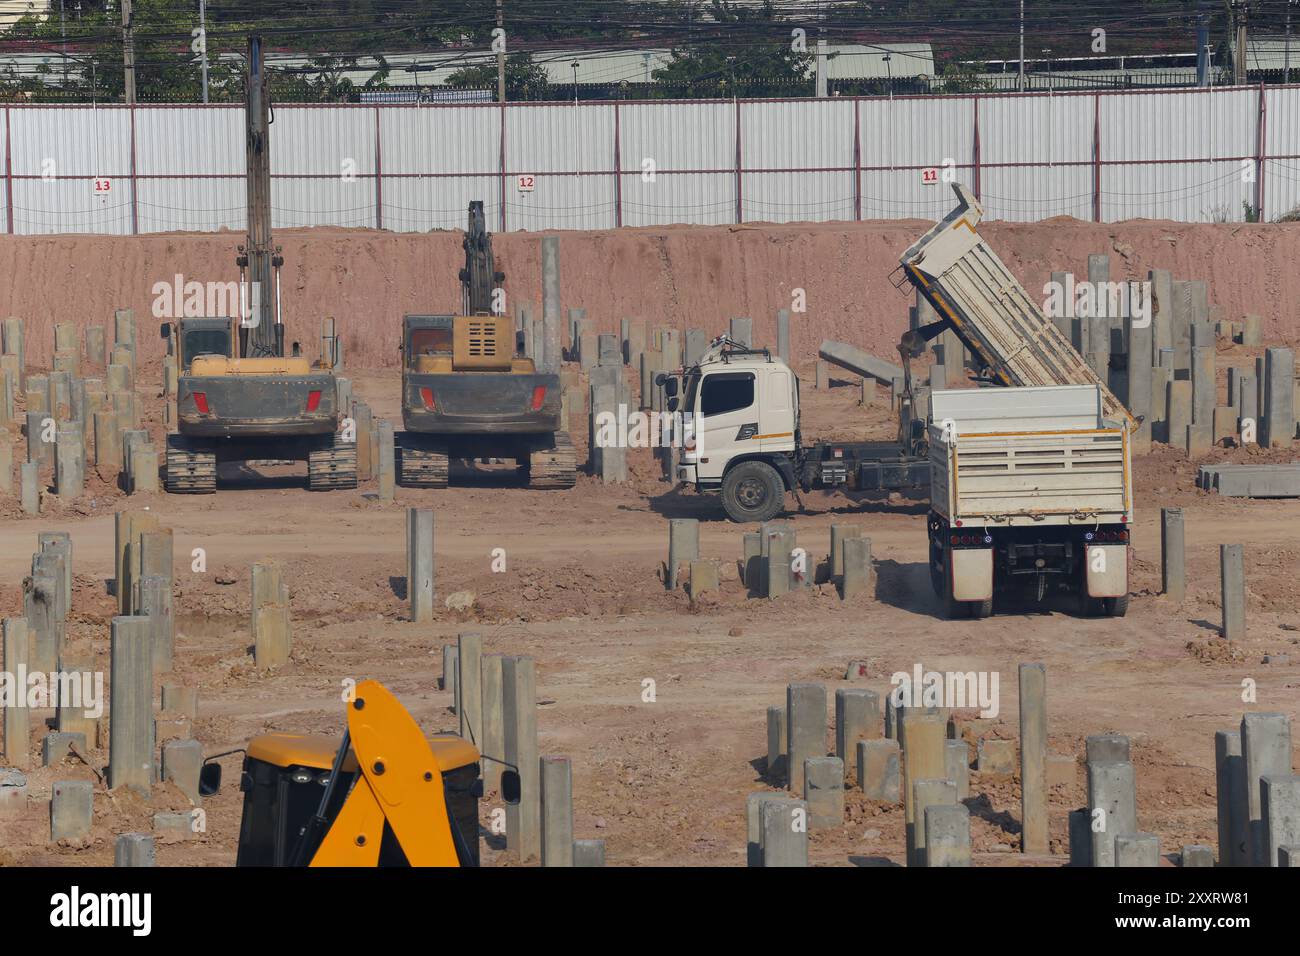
[1,336,1297,867]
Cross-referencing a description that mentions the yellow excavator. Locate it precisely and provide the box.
[199,681,518,866]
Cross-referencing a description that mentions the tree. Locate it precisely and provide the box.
[651,1,813,98]
[446,52,550,100]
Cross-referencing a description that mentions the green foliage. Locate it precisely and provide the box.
[650,1,812,98]
[446,53,549,100]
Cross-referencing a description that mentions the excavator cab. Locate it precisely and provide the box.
[161,317,236,371]
[200,681,519,867]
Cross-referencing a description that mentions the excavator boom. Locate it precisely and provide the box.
[309,681,462,867]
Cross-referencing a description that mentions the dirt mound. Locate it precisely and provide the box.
[2,217,1298,372]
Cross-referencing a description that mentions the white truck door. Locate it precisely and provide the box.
[696,370,759,466]
[759,367,796,452]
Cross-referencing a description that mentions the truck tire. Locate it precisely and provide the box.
[721,460,785,523]
[968,597,994,619]
[1103,593,1130,618]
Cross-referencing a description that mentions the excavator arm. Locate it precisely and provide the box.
[309,680,462,867]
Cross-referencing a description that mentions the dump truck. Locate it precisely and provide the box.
[674,181,1139,524]
[670,336,929,522]
[927,384,1132,619]
[163,37,355,494]
[396,201,575,489]
[198,680,519,866]
[897,182,1136,432]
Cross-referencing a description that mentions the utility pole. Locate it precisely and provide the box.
[496,0,505,102]
[1197,13,1210,87]
[1286,0,1294,85]
[1232,0,1249,86]
[59,0,67,87]
[200,0,210,104]
[1018,0,1025,92]
[122,0,136,104]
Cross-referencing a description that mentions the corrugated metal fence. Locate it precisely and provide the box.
[2,84,1297,236]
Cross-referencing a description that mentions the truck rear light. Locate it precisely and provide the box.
[193,391,209,414]
[530,385,546,411]
[420,387,435,410]
[1119,530,1128,542]
[950,535,959,545]
[306,389,322,412]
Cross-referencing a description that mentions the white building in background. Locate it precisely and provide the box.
[254,43,936,88]
[0,0,49,32]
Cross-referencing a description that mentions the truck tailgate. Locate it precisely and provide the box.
[932,428,1130,522]
[900,183,1135,432]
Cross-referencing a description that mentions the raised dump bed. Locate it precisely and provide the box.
[900,183,1136,434]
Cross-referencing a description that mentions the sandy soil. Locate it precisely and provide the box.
[1,345,1297,867]
[1,216,1299,374]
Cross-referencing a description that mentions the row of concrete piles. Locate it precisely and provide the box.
[0,515,205,863]
[747,665,1056,867]
[438,633,604,867]
[746,659,1298,867]
[0,311,164,514]
[1046,257,1296,455]
[1072,712,1299,868]
[661,518,874,602]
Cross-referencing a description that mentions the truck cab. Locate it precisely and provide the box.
[674,342,800,522]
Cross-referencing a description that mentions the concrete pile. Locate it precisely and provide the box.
[442,634,606,867]
[0,524,204,862]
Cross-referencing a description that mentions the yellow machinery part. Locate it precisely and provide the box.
[190,355,313,376]
[309,680,462,867]
[246,732,478,773]
[453,315,513,371]
[415,354,454,374]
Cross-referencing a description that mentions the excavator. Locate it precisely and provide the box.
[162,36,356,493]
[199,680,518,866]
[395,201,576,490]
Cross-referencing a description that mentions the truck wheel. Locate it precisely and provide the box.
[968,597,993,619]
[1103,593,1130,618]
[721,461,785,523]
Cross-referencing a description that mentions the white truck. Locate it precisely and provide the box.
[928,384,1132,619]
[669,339,929,523]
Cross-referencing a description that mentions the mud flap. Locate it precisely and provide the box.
[950,548,993,601]
[1085,544,1128,598]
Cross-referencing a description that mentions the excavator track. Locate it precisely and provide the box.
[398,442,450,489]
[165,436,217,494]
[308,435,359,491]
[527,433,577,490]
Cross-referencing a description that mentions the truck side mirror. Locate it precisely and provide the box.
[159,323,170,339]
[667,396,679,413]
[199,761,222,797]
[499,769,521,805]
[663,377,678,397]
